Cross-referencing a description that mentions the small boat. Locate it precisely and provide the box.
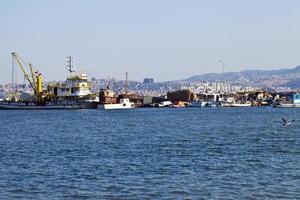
[220,102,231,107]
[221,102,252,107]
[100,98,134,110]
[274,94,300,108]
[158,101,173,107]
[202,101,219,107]
[230,103,252,107]
[273,103,300,108]
[200,101,210,107]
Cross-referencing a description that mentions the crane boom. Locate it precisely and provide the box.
[29,63,36,91]
[12,52,36,92]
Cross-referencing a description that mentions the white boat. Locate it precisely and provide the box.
[274,103,300,108]
[221,102,252,107]
[202,101,219,107]
[274,94,300,108]
[158,101,172,107]
[100,98,134,110]
[201,101,209,107]
[230,103,252,107]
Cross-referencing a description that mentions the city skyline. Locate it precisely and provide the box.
[1,0,299,83]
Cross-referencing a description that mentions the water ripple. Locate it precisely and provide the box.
[0,108,300,199]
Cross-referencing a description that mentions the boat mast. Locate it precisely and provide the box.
[11,54,14,90]
[67,55,75,76]
[125,72,128,96]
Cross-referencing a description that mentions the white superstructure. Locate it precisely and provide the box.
[53,73,92,97]
[100,98,134,110]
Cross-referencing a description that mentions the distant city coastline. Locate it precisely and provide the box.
[1,52,299,110]
[1,64,299,99]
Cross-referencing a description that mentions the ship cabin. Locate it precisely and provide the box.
[292,93,300,104]
[48,73,92,98]
[99,88,117,104]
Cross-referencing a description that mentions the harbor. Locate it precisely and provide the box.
[1,52,300,110]
[2,1,300,199]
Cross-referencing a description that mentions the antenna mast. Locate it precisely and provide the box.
[67,55,75,75]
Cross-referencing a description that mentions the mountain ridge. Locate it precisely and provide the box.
[185,65,300,88]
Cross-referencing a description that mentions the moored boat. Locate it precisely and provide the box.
[230,103,252,107]
[274,94,300,108]
[274,103,300,108]
[99,98,134,110]
[158,101,173,107]
[221,102,252,107]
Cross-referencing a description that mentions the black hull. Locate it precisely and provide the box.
[0,101,98,110]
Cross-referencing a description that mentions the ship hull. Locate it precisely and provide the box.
[274,103,300,108]
[99,103,134,110]
[223,104,252,107]
[0,101,98,110]
[221,102,252,107]
[98,98,135,110]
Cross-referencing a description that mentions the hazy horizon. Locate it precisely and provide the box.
[1,0,299,83]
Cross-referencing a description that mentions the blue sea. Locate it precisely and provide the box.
[1,107,300,199]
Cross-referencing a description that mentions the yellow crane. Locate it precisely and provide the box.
[12,52,44,102]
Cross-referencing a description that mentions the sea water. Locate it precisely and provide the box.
[0,107,300,199]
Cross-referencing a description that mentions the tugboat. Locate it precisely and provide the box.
[0,53,98,110]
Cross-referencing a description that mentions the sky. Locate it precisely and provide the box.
[0,0,299,83]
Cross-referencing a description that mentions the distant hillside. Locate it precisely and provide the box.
[281,78,300,88]
[186,66,300,88]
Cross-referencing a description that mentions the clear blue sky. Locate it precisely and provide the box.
[0,0,299,83]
